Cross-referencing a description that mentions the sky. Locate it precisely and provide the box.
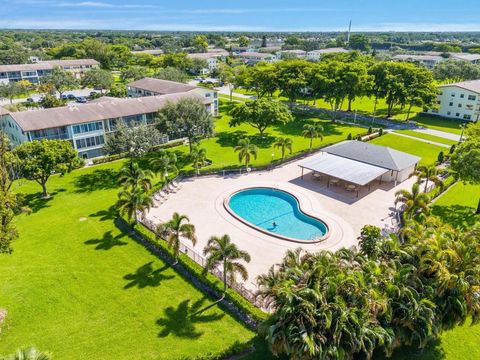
[0,0,480,32]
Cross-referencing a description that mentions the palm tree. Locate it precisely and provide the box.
[274,137,293,160]
[395,183,430,219]
[157,212,197,264]
[150,149,177,182]
[203,234,251,294]
[416,165,444,193]
[234,138,258,169]
[118,161,153,191]
[190,145,207,175]
[117,186,153,224]
[302,123,324,151]
[3,347,52,360]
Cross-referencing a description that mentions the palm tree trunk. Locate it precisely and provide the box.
[223,260,227,293]
[477,197,480,215]
[310,137,313,150]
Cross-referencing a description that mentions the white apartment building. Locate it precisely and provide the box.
[306,48,348,61]
[0,59,100,85]
[276,50,307,59]
[427,80,480,122]
[0,80,216,159]
[393,52,480,69]
[187,51,229,74]
[127,78,218,115]
[237,52,277,65]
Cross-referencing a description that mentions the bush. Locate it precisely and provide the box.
[368,126,373,134]
[437,151,445,164]
[378,128,384,136]
[347,133,352,140]
[92,153,127,164]
[449,144,456,154]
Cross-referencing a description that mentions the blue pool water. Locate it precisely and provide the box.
[228,188,328,241]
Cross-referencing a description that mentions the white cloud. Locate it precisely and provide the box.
[57,1,153,8]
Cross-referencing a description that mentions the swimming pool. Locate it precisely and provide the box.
[225,187,328,242]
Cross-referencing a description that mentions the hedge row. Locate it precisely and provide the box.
[426,175,456,201]
[128,219,268,324]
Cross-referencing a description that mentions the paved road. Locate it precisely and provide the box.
[412,128,461,142]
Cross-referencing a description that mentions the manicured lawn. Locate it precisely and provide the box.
[368,134,445,166]
[409,114,466,135]
[431,182,480,229]
[190,101,366,170]
[394,130,458,146]
[0,162,255,359]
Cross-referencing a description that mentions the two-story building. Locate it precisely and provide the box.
[306,48,348,62]
[127,78,218,115]
[427,80,480,122]
[187,51,229,74]
[0,89,216,159]
[276,50,307,59]
[237,52,277,65]
[0,59,100,85]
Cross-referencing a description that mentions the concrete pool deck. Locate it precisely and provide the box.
[145,155,417,290]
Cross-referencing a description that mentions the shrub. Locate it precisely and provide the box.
[449,144,456,154]
[347,133,352,140]
[368,126,373,134]
[378,128,384,136]
[437,151,445,164]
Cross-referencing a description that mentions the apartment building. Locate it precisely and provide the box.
[127,78,218,115]
[306,48,348,61]
[393,52,480,69]
[276,50,307,59]
[237,52,277,65]
[427,80,480,121]
[187,51,229,74]
[0,59,100,85]
[0,90,215,159]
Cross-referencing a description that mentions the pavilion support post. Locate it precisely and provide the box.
[301,167,304,179]
[327,177,330,188]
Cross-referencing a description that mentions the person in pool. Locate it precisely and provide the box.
[272,221,278,227]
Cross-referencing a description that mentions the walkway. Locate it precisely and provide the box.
[389,131,451,148]
[412,128,461,142]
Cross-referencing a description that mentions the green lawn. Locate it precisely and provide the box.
[394,130,458,146]
[407,114,466,135]
[368,134,445,166]
[192,101,366,169]
[431,182,480,229]
[0,162,255,360]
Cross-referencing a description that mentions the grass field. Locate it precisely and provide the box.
[432,182,480,229]
[409,114,466,135]
[368,134,445,166]
[179,101,366,170]
[0,162,255,360]
[394,130,458,146]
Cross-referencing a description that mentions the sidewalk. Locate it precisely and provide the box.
[389,131,450,148]
[412,128,461,142]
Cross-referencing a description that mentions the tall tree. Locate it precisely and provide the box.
[433,59,480,83]
[238,36,250,48]
[234,138,257,169]
[189,145,207,175]
[416,165,444,193]
[156,212,197,264]
[117,186,153,224]
[203,234,251,294]
[449,122,480,213]
[154,67,188,83]
[81,68,114,94]
[42,67,78,98]
[192,35,208,53]
[395,183,430,219]
[275,60,311,104]
[156,98,214,152]
[15,139,82,198]
[302,123,324,150]
[229,98,293,136]
[149,149,178,181]
[274,137,293,160]
[118,161,153,192]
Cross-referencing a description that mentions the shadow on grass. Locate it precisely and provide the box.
[216,130,249,148]
[376,337,445,360]
[23,189,65,213]
[123,262,174,289]
[274,117,345,138]
[89,205,118,222]
[74,168,119,193]
[84,230,128,250]
[156,297,224,339]
[431,204,479,229]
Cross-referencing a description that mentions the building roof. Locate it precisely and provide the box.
[393,54,443,62]
[299,153,389,186]
[322,140,421,171]
[187,52,228,59]
[238,52,274,58]
[439,79,480,94]
[127,77,197,94]
[450,53,480,61]
[8,92,212,132]
[0,59,99,73]
[278,50,306,54]
[0,106,9,115]
[131,49,164,56]
[308,47,348,54]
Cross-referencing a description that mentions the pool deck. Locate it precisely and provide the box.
[145,154,417,290]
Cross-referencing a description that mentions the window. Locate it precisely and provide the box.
[75,135,105,149]
[72,122,103,134]
[464,114,472,120]
[449,102,453,106]
[447,111,451,115]
[458,104,462,108]
[460,94,465,98]
[456,113,460,117]
[468,95,477,101]
[466,104,474,110]
[451,93,455,97]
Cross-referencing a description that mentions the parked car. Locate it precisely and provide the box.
[67,94,77,100]
[26,97,35,103]
[60,94,68,99]
[76,96,87,103]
